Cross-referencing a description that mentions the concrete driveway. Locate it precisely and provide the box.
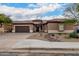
[0,33,35,40]
[0,33,36,49]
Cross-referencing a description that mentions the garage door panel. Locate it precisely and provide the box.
[15,26,30,32]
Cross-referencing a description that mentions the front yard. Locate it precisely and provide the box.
[0,32,79,42]
[27,33,79,42]
[47,33,79,42]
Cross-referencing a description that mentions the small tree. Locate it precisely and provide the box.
[64,4,78,19]
[0,14,12,32]
[64,19,77,24]
[0,14,12,24]
[76,4,79,12]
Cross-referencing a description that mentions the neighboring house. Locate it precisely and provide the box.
[74,23,79,33]
[12,19,75,33]
[0,23,12,33]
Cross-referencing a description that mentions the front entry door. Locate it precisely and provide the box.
[36,26,39,32]
[33,24,42,32]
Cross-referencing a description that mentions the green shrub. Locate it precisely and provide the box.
[69,32,79,38]
[57,33,62,35]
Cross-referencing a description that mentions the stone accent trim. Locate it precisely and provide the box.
[48,30,74,33]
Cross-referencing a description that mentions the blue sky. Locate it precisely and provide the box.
[0,3,69,21]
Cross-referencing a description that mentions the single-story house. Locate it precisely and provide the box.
[12,19,75,33]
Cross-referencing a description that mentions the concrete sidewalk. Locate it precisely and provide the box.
[0,39,79,56]
[12,39,79,49]
[0,38,79,49]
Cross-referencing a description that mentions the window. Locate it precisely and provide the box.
[59,24,64,31]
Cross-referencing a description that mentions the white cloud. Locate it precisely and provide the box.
[0,3,63,21]
[28,4,39,8]
[13,15,67,21]
[41,15,68,20]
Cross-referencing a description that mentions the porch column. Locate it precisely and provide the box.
[30,30,33,32]
[12,25,15,33]
[30,25,33,33]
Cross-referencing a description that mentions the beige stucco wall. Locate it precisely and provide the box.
[0,28,4,32]
[47,23,58,30]
[48,30,74,33]
[64,24,74,30]
[47,23,74,33]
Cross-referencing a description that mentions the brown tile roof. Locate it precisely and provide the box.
[13,19,65,24]
[13,20,32,23]
[47,19,64,23]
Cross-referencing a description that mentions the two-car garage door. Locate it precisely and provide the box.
[15,26,30,33]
